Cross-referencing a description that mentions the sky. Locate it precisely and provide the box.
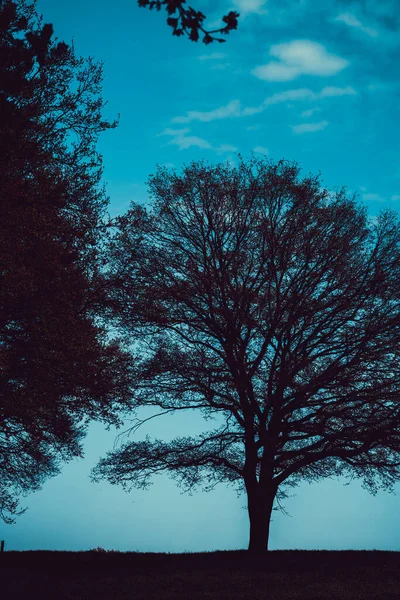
[2,0,400,553]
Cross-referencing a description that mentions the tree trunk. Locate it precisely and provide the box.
[247,484,275,552]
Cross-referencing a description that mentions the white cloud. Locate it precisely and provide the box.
[253,62,298,82]
[171,134,212,150]
[217,144,238,153]
[319,86,357,97]
[173,100,242,123]
[362,192,383,201]
[252,40,349,82]
[335,13,378,37]
[367,82,395,92]
[172,99,265,124]
[211,63,231,71]
[198,52,226,61]
[292,120,329,134]
[263,86,356,104]
[241,105,265,116]
[159,128,235,153]
[159,128,188,137]
[253,146,269,154]
[233,0,267,15]
[171,86,356,129]
[362,192,400,203]
[264,88,315,105]
[159,128,212,150]
[301,108,320,118]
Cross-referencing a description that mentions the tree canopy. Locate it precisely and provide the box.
[137,0,239,43]
[93,156,400,551]
[0,0,133,522]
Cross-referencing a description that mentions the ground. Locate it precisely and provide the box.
[0,550,399,599]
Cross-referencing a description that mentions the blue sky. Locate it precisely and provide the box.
[2,0,400,552]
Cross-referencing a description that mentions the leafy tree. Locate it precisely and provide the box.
[0,0,133,523]
[93,156,400,552]
[137,0,239,43]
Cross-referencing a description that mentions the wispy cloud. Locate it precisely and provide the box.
[292,120,329,134]
[158,128,236,153]
[319,86,357,97]
[217,144,238,153]
[252,40,349,82]
[335,13,378,37]
[301,108,320,118]
[264,88,315,105]
[159,128,212,150]
[253,146,269,154]
[172,100,242,123]
[172,86,356,126]
[362,192,384,201]
[360,191,400,203]
[211,63,231,71]
[352,0,400,32]
[232,0,267,15]
[241,105,265,116]
[264,85,356,105]
[172,99,264,124]
[198,52,226,61]
[366,82,398,92]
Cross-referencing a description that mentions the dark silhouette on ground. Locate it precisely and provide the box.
[137,0,239,43]
[1,550,400,599]
[0,0,133,523]
[93,156,400,552]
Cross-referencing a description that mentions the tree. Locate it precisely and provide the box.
[0,0,133,523]
[92,156,400,552]
[137,0,239,44]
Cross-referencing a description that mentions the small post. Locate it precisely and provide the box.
[0,540,4,553]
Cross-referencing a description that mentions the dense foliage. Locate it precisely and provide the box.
[0,0,132,522]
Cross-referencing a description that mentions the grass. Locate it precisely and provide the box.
[1,549,399,599]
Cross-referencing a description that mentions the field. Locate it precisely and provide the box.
[1,550,399,599]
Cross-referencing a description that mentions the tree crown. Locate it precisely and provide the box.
[93,157,400,507]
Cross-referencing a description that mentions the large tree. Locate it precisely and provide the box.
[0,0,133,523]
[93,157,400,552]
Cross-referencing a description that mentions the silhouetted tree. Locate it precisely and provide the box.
[93,156,400,552]
[0,0,133,523]
[137,0,239,43]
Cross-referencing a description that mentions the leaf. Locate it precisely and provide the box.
[189,28,199,42]
[167,17,178,28]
